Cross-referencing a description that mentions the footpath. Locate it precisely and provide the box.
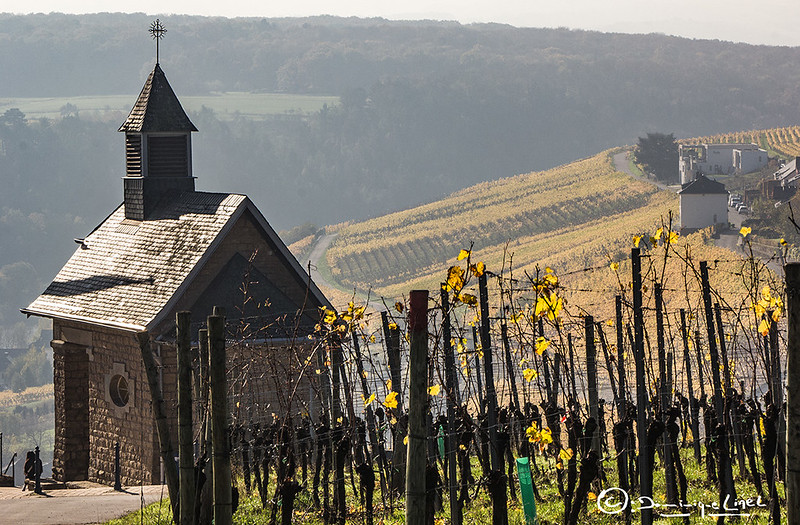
[0,482,167,525]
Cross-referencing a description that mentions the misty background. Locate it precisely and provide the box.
[2,13,800,347]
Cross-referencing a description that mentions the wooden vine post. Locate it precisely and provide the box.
[405,290,429,525]
[441,287,463,525]
[631,247,652,525]
[208,313,232,525]
[176,311,195,525]
[679,309,702,466]
[479,272,500,469]
[699,261,736,512]
[585,315,601,455]
[655,283,675,504]
[479,271,508,525]
[785,262,800,523]
[351,326,389,507]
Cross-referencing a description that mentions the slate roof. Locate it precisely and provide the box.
[22,192,329,332]
[118,64,198,133]
[678,174,727,195]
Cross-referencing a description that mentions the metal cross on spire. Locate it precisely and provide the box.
[149,19,167,64]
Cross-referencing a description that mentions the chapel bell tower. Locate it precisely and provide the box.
[118,21,197,220]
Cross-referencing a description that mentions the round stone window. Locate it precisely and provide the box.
[109,374,130,407]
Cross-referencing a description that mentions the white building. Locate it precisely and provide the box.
[678,174,728,230]
[775,157,800,189]
[679,143,767,184]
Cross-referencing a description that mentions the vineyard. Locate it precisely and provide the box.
[132,227,791,525]
[682,125,800,158]
[325,151,667,299]
[103,129,800,524]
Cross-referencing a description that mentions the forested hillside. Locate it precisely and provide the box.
[3,13,800,345]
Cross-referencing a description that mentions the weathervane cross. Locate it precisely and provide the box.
[149,19,167,64]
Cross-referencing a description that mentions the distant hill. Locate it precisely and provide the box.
[5,13,800,344]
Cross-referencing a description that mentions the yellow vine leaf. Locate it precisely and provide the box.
[403,435,408,445]
[525,421,538,442]
[559,448,574,461]
[539,428,553,445]
[395,301,404,313]
[535,336,551,355]
[428,384,442,396]
[388,321,398,330]
[609,262,619,272]
[322,307,337,325]
[446,265,465,292]
[383,391,399,409]
[654,227,663,240]
[740,226,752,238]
[364,393,376,407]
[458,293,478,306]
[534,294,563,321]
[668,231,680,244]
[633,235,642,248]
[523,368,538,382]
[457,249,471,261]
[471,261,486,277]
[758,318,770,337]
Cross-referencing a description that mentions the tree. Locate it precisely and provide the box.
[0,108,26,127]
[635,132,679,183]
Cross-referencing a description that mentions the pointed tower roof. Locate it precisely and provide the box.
[118,64,197,133]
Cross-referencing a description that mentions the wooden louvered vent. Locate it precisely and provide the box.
[148,135,188,177]
[125,134,142,177]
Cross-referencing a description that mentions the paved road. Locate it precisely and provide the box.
[306,232,338,293]
[612,150,674,191]
[306,232,388,312]
[0,484,167,525]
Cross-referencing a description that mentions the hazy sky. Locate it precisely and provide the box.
[4,0,800,47]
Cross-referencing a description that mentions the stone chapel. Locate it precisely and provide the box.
[22,60,331,485]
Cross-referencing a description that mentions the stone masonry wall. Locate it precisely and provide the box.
[52,320,159,485]
[51,336,89,481]
[87,324,159,485]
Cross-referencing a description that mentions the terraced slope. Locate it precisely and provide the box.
[685,125,800,158]
[326,150,677,299]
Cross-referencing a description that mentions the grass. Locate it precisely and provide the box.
[106,445,786,524]
[0,93,339,121]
